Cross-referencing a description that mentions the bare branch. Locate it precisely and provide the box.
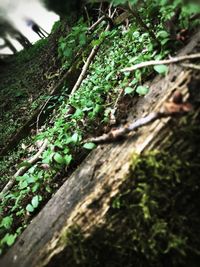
[181,63,200,70]
[0,139,48,198]
[88,15,113,33]
[70,16,114,96]
[121,53,200,72]
[85,91,192,144]
[36,97,52,134]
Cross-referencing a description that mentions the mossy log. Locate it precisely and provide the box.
[0,31,200,267]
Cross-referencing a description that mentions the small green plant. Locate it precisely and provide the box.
[58,18,88,68]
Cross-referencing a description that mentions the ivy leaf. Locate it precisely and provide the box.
[71,132,79,143]
[63,48,72,58]
[136,86,149,95]
[31,195,39,208]
[156,30,169,39]
[125,87,134,95]
[19,180,28,189]
[153,64,168,74]
[83,143,96,150]
[64,154,73,165]
[0,216,13,229]
[26,204,34,213]
[79,33,86,45]
[4,234,17,246]
[54,153,65,164]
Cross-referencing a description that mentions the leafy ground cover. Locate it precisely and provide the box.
[0,0,199,256]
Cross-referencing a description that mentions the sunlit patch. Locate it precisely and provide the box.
[0,0,59,54]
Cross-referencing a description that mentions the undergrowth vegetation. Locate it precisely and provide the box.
[0,0,199,256]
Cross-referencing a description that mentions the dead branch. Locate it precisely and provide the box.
[0,139,48,198]
[85,91,192,144]
[70,45,101,96]
[181,63,200,70]
[121,53,200,72]
[88,15,113,33]
[70,11,115,97]
[36,97,52,134]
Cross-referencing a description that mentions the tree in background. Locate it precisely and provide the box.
[43,0,83,20]
[0,17,32,54]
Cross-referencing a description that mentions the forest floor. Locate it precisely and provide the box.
[0,28,63,151]
[0,5,200,266]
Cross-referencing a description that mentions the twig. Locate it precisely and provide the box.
[70,45,101,96]
[70,12,114,97]
[84,6,91,27]
[85,91,192,144]
[180,63,200,70]
[88,15,110,33]
[0,139,48,198]
[36,96,52,134]
[98,2,103,19]
[121,53,200,72]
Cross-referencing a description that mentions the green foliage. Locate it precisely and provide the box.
[83,143,96,150]
[1,0,199,255]
[153,64,168,74]
[51,20,61,34]
[58,19,88,68]
[136,85,149,95]
[16,38,48,64]
[26,195,42,213]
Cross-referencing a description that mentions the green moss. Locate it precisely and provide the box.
[15,38,48,64]
[48,114,200,267]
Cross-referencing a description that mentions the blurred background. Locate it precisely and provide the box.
[0,0,59,55]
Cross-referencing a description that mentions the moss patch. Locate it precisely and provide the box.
[48,113,200,267]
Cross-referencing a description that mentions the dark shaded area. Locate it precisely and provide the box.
[43,0,83,20]
[48,110,200,267]
[0,23,66,151]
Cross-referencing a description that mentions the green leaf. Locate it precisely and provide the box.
[4,234,17,246]
[154,64,168,74]
[0,216,13,229]
[83,143,96,150]
[54,153,65,164]
[19,180,28,189]
[32,182,40,193]
[105,71,114,81]
[125,87,134,95]
[64,154,73,165]
[136,86,149,95]
[156,30,169,39]
[27,176,35,184]
[79,33,86,45]
[63,48,72,58]
[26,204,34,213]
[71,132,79,143]
[31,195,39,208]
